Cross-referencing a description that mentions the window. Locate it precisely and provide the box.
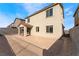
[46,25,53,33]
[46,8,53,17]
[36,27,39,32]
[27,18,30,23]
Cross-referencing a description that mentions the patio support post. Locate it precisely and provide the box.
[24,27,27,36]
[18,27,20,35]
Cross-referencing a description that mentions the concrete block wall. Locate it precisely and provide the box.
[43,38,64,56]
[70,26,79,55]
[0,28,18,35]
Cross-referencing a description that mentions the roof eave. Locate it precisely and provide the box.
[25,3,63,19]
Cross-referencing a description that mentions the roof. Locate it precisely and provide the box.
[25,3,64,19]
[73,5,79,17]
[19,22,33,28]
[14,18,25,22]
[12,18,25,27]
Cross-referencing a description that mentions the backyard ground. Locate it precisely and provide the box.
[0,33,77,56]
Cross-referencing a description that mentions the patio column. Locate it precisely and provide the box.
[24,27,27,36]
[18,27,20,35]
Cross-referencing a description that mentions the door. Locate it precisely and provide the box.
[27,28,31,35]
[20,27,24,36]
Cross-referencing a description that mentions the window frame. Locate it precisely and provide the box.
[46,8,53,17]
[46,25,53,33]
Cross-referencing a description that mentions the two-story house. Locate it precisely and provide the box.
[18,3,64,40]
[7,3,64,55]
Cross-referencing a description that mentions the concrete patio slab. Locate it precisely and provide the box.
[13,35,58,50]
[5,35,38,56]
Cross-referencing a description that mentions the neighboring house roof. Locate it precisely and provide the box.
[12,18,25,27]
[14,18,25,23]
[25,3,64,19]
[73,5,79,17]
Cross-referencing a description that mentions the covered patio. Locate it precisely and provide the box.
[18,22,33,36]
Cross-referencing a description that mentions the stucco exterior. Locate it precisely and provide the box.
[5,3,64,55]
[25,4,64,39]
[74,6,79,26]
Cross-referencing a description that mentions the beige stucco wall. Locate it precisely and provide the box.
[25,4,64,39]
[18,24,27,36]
[19,24,25,27]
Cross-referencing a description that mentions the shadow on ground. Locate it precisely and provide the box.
[43,35,77,56]
[43,37,64,56]
[0,34,16,56]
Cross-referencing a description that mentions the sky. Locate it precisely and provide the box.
[0,3,78,30]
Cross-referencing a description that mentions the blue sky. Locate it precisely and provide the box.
[0,3,78,30]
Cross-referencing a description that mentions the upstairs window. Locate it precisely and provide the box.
[36,27,39,32]
[46,8,53,17]
[46,25,53,33]
[27,18,30,23]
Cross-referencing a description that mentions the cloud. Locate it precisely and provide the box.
[0,12,14,27]
[15,13,23,18]
[64,17,74,30]
[64,6,74,16]
[66,11,73,16]
[22,3,49,16]
[0,3,50,27]
[65,6,73,12]
[0,12,26,28]
[65,7,71,12]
